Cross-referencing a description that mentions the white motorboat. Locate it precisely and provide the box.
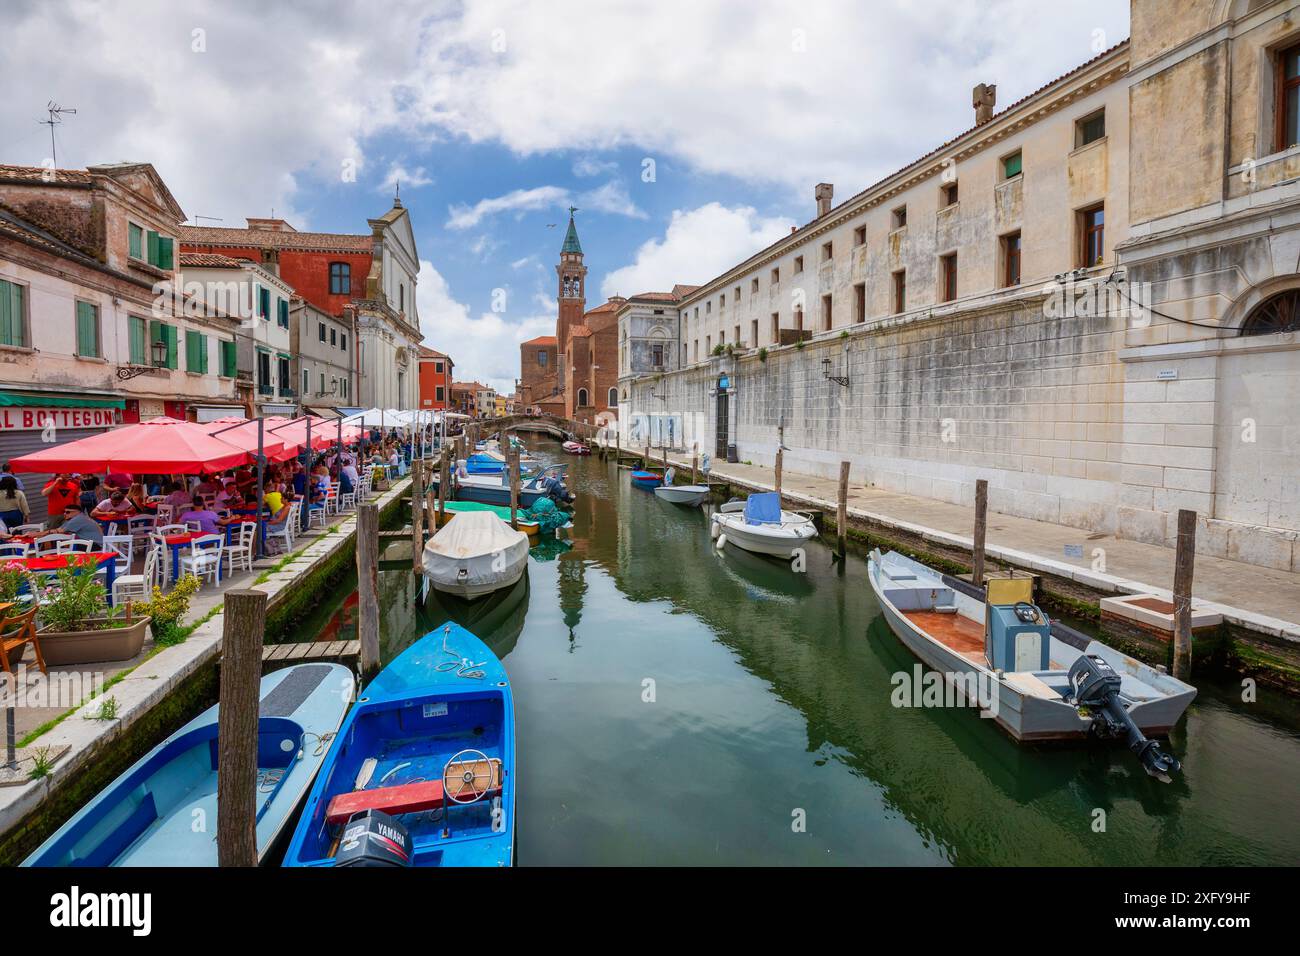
[421,511,529,600]
[709,492,817,559]
[653,468,710,507]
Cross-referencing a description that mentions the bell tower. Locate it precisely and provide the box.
[555,207,587,358]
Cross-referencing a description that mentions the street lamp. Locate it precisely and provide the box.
[821,357,849,388]
[115,339,171,381]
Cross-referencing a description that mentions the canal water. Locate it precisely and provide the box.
[290,441,1300,866]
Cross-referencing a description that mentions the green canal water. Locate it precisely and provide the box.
[291,442,1300,866]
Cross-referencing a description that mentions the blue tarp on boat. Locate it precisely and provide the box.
[744,492,781,525]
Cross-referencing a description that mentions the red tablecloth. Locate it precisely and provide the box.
[21,552,113,572]
[163,533,201,546]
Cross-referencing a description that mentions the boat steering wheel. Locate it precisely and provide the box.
[443,749,496,805]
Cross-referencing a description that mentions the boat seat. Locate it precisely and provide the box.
[326,758,503,825]
[72,792,157,867]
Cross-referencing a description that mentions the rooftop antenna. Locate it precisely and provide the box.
[191,216,224,225]
[38,101,77,167]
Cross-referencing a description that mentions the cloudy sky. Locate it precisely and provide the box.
[1,0,1130,392]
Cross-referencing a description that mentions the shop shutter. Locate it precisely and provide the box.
[0,426,112,525]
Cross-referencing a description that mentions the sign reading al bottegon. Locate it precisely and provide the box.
[0,407,118,431]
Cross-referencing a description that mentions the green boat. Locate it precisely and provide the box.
[432,500,541,540]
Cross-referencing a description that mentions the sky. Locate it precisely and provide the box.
[0,0,1131,393]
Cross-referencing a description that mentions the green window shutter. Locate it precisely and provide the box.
[221,339,237,377]
[129,224,143,259]
[1003,152,1022,178]
[185,329,199,370]
[76,301,99,357]
[0,280,19,347]
[147,230,160,267]
[158,236,174,271]
[129,316,146,364]
[278,299,288,327]
[164,324,178,369]
[201,335,209,373]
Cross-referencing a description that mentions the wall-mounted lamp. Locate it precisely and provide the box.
[821,357,849,387]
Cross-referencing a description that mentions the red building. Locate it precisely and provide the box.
[418,346,453,410]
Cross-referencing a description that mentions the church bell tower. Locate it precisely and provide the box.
[555,207,587,358]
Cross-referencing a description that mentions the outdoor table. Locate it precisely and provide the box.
[19,552,118,605]
[161,532,214,584]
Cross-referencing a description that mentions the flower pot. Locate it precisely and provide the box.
[38,616,151,666]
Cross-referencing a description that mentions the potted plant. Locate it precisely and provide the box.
[133,574,200,647]
[34,559,151,666]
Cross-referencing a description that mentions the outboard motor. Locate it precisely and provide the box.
[1065,654,1181,781]
[541,473,575,506]
[332,809,413,867]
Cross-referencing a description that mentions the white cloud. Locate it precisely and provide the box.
[417,260,554,393]
[573,156,618,177]
[601,203,794,298]
[377,162,433,195]
[578,179,645,220]
[446,185,568,230]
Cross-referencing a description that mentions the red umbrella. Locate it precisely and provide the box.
[198,418,287,458]
[269,418,335,454]
[8,417,251,474]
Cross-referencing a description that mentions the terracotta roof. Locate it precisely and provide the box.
[0,164,94,186]
[584,300,621,315]
[419,346,449,359]
[522,335,557,346]
[0,201,104,268]
[568,325,593,337]
[179,224,373,253]
[179,251,242,268]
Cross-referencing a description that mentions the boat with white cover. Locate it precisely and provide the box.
[710,492,817,559]
[868,548,1193,779]
[653,468,710,507]
[422,511,529,601]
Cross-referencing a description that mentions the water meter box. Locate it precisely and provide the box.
[984,603,1051,672]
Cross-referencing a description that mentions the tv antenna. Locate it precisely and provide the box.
[190,215,224,225]
[38,102,77,167]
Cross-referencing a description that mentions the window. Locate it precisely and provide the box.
[185,329,208,373]
[1241,289,1300,335]
[893,270,906,313]
[399,284,405,313]
[719,329,725,345]
[771,312,779,341]
[821,294,832,331]
[318,322,326,342]
[436,385,445,402]
[1002,231,1022,287]
[1079,204,1104,267]
[258,286,270,319]
[149,320,178,368]
[794,306,803,331]
[128,223,143,260]
[221,339,237,377]
[340,332,347,351]
[320,372,326,394]
[771,267,780,284]
[1002,150,1022,179]
[853,224,866,246]
[1076,109,1105,148]
[330,327,337,346]
[329,262,351,295]
[145,231,174,270]
[720,293,726,309]
[129,315,147,364]
[751,319,758,345]
[608,387,618,407]
[751,278,759,294]
[434,360,443,374]
[940,253,958,302]
[853,283,866,324]
[651,343,664,367]
[0,279,28,347]
[706,300,712,314]
[278,356,290,394]
[537,351,548,367]
[821,241,833,262]
[794,255,804,274]
[942,182,959,206]
[577,388,589,407]
[892,206,907,229]
[303,369,311,394]
[257,350,271,389]
[694,339,699,361]
[75,300,100,358]
[277,298,288,328]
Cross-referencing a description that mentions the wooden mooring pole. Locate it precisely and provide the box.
[775,447,784,501]
[410,458,424,571]
[217,589,266,867]
[691,442,699,485]
[836,461,850,558]
[425,487,439,541]
[972,478,989,588]
[1172,508,1196,680]
[356,503,381,682]
[509,443,521,529]
[439,448,451,516]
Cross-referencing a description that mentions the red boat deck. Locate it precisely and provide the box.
[903,610,986,663]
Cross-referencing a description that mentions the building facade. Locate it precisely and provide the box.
[291,296,356,415]
[619,0,1300,573]
[418,347,453,410]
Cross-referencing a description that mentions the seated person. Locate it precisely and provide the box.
[162,481,193,510]
[266,492,295,531]
[262,488,284,515]
[192,473,221,498]
[91,489,138,521]
[127,482,151,511]
[42,503,104,547]
[179,497,221,535]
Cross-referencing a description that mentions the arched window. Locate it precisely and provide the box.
[1241,290,1300,335]
[577,388,589,407]
[329,262,351,295]
[608,387,618,407]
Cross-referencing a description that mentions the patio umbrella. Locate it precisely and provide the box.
[198,417,288,458]
[8,416,251,474]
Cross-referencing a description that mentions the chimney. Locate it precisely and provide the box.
[973,83,996,126]
[815,183,834,218]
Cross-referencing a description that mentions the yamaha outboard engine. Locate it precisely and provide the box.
[1066,654,1181,781]
[332,809,413,867]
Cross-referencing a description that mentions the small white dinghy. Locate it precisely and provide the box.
[653,468,710,507]
[422,510,529,601]
[710,492,816,559]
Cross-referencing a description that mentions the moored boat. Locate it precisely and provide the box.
[283,622,516,867]
[630,470,662,489]
[867,548,1192,779]
[710,492,816,560]
[23,663,354,866]
[432,462,574,509]
[562,440,590,455]
[422,511,529,601]
[431,499,543,541]
[652,467,710,507]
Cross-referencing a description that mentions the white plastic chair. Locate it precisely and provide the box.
[266,503,299,554]
[57,539,95,554]
[156,524,189,536]
[0,541,29,559]
[221,521,256,575]
[154,504,175,525]
[178,533,223,586]
[102,534,135,575]
[33,534,72,555]
[113,546,159,605]
[12,523,44,535]
[127,514,156,547]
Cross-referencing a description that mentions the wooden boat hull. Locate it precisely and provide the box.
[868,551,1196,743]
[23,664,354,867]
[284,624,516,867]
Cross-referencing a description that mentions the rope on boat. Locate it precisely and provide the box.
[435,624,487,679]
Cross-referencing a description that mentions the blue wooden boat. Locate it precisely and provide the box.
[631,470,662,489]
[433,463,574,510]
[283,622,516,867]
[23,663,354,866]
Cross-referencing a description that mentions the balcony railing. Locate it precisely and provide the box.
[257,383,274,396]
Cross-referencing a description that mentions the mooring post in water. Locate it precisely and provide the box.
[410,458,424,571]
[1173,508,1196,680]
[644,443,650,468]
[217,589,265,867]
[691,442,698,485]
[356,503,381,682]
[775,447,784,501]
[837,461,850,558]
[439,448,451,516]
[509,443,521,529]
[425,487,439,541]
[972,479,988,588]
